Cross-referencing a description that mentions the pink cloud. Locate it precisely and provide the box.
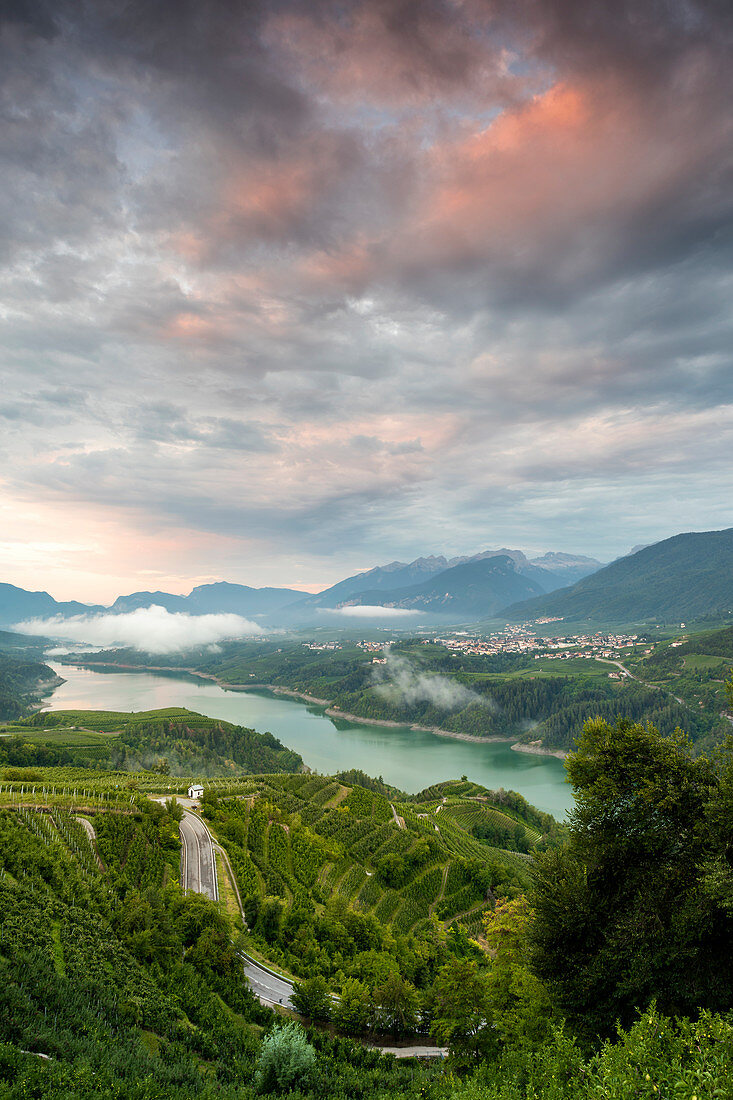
[287,65,730,298]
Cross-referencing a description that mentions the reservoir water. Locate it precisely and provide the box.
[45,662,573,819]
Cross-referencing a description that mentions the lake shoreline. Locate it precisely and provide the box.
[32,673,66,710]
[325,706,512,744]
[511,741,569,760]
[43,660,572,817]
[52,659,553,753]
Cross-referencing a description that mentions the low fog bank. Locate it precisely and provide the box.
[321,605,424,619]
[374,650,495,711]
[13,604,264,654]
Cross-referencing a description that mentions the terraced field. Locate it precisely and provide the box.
[202,773,552,943]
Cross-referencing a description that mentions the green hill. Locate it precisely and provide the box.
[0,650,59,721]
[202,772,560,983]
[503,527,733,625]
[2,742,733,1096]
[5,708,303,775]
[0,799,435,1098]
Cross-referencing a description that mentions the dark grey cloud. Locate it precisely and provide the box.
[0,0,731,594]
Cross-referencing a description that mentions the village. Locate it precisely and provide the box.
[431,626,644,662]
[302,628,645,663]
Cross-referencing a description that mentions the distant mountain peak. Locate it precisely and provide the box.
[530,552,604,568]
[503,527,733,625]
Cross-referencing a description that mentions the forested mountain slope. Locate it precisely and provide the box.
[504,527,733,624]
[0,649,60,720]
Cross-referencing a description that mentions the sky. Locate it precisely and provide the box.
[1,0,732,603]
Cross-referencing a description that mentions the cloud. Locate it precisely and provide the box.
[374,650,494,710]
[321,605,424,619]
[0,0,732,598]
[13,605,263,653]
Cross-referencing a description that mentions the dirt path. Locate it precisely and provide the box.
[429,864,449,917]
[75,815,105,870]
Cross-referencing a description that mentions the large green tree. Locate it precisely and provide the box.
[372,972,419,1035]
[429,957,495,1064]
[529,716,733,1036]
[332,977,373,1034]
[291,974,332,1022]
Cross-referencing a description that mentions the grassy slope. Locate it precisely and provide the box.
[504,527,733,624]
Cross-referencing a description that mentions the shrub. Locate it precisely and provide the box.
[254,1022,317,1093]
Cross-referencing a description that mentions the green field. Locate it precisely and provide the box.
[679,653,730,672]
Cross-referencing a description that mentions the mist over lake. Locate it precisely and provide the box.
[45,662,572,818]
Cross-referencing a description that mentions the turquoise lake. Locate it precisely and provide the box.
[45,662,574,818]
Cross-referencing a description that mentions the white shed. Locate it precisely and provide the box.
[188,784,204,799]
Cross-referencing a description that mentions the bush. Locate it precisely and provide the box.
[254,1022,317,1093]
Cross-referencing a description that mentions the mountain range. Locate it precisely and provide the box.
[3,527,731,631]
[0,548,602,628]
[504,528,733,625]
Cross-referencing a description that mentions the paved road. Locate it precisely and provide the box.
[240,953,294,1009]
[173,803,446,1058]
[598,657,686,704]
[180,810,219,901]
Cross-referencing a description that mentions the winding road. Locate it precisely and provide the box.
[240,954,295,1009]
[175,799,447,1058]
[180,810,219,901]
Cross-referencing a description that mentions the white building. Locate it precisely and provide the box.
[188,784,204,799]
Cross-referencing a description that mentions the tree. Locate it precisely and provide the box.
[254,1022,317,1093]
[377,853,406,888]
[291,974,332,1022]
[483,896,552,1048]
[165,797,183,822]
[429,957,495,1064]
[257,897,284,943]
[333,977,372,1034]
[529,716,733,1036]
[373,972,419,1035]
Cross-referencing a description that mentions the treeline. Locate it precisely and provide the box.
[0,735,83,769]
[17,712,303,776]
[0,651,57,720]
[109,717,303,776]
[531,680,714,748]
[331,672,710,750]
